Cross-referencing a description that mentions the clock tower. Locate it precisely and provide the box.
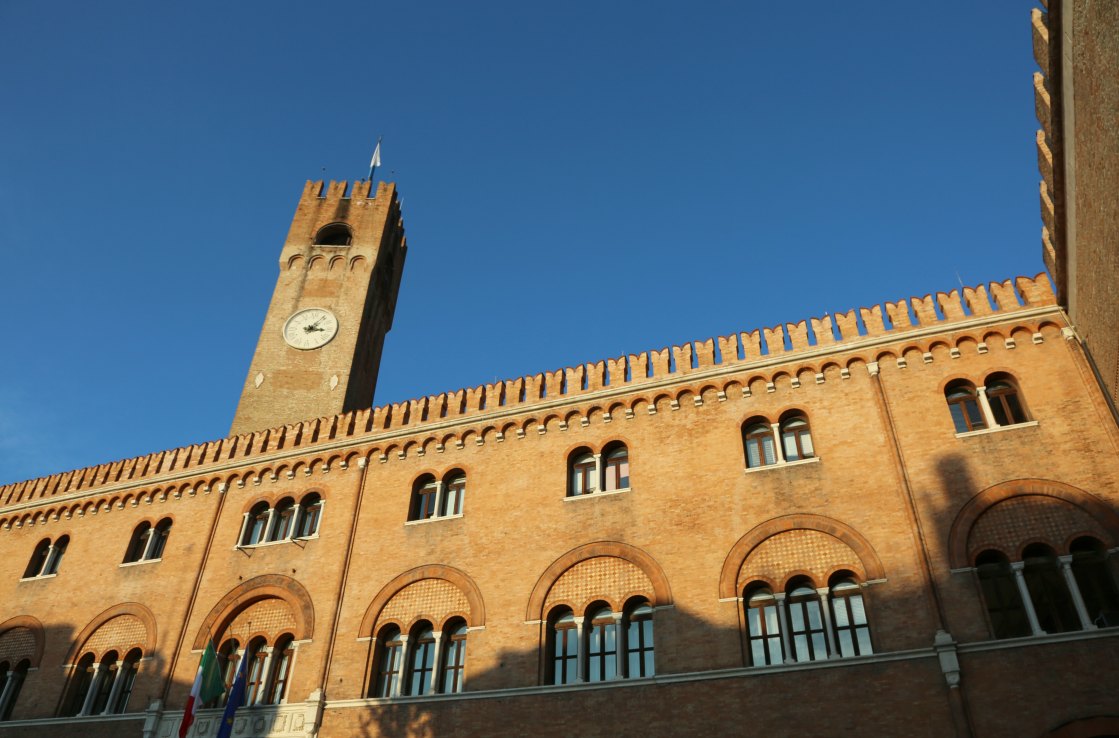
[230,179,406,436]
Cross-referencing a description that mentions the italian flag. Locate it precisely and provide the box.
[179,641,224,738]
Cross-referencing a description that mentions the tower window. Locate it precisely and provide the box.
[743,421,777,468]
[985,375,1029,426]
[945,381,986,433]
[569,451,597,496]
[313,223,352,246]
[779,414,814,462]
[603,444,630,491]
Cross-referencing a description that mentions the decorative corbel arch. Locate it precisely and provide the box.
[947,478,1119,569]
[65,603,157,664]
[525,541,673,621]
[719,514,886,599]
[0,615,46,667]
[193,574,314,649]
[359,565,485,636]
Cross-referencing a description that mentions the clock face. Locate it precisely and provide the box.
[282,308,339,350]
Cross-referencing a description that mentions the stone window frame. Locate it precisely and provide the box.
[236,492,325,548]
[741,412,821,473]
[544,596,656,686]
[405,469,467,525]
[565,441,632,500]
[20,535,69,581]
[121,518,173,566]
[946,372,1037,438]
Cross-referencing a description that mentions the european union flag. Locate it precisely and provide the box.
[216,651,249,738]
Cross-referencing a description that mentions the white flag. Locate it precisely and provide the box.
[369,142,382,169]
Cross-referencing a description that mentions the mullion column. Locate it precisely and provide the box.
[770,424,785,464]
[612,612,625,679]
[976,386,999,428]
[392,636,409,697]
[573,616,586,682]
[79,664,102,716]
[1010,562,1045,635]
[100,661,126,715]
[774,593,793,662]
[816,587,837,658]
[433,481,446,518]
[1058,555,1097,630]
[430,632,445,693]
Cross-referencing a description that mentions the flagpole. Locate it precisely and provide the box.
[368,136,383,182]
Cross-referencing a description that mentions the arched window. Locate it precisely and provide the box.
[743,421,777,468]
[313,223,353,246]
[945,380,986,433]
[440,620,468,694]
[1070,537,1119,627]
[786,580,828,661]
[407,624,436,696]
[744,585,783,666]
[268,498,297,542]
[603,444,630,492]
[148,518,172,559]
[24,539,51,578]
[624,600,655,678]
[242,503,270,546]
[829,575,873,657]
[123,523,152,564]
[442,474,466,517]
[64,653,97,716]
[985,376,1028,426]
[123,519,171,563]
[89,651,119,715]
[42,536,68,576]
[569,450,597,496]
[267,635,295,704]
[549,608,578,684]
[210,639,240,707]
[410,476,438,521]
[975,550,1030,639]
[370,626,403,698]
[296,493,323,538]
[1022,543,1080,633]
[0,659,29,721]
[245,637,269,705]
[110,649,142,714]
[586,606,618,682]
[779,414,814,462]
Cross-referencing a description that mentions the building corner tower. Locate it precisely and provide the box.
[230,179,406,436]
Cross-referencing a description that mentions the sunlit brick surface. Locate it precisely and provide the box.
[0,627,35,663]
[542,556,652,611]
[82,615,147,656]
[738,529,865,589]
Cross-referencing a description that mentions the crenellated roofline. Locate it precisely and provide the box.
[0,273,1059,515]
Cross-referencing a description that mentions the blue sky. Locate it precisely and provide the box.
[0,2,1043,484]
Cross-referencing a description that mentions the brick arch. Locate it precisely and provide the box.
[947,479,1119,568]
[525,541,673,621]
[719,515,885,599]
[0,616,46,667]
[193,575,314,649]
[65,603,157,664]
[359,565,485,637]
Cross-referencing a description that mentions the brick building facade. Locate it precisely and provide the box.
[1,3,1117,737]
